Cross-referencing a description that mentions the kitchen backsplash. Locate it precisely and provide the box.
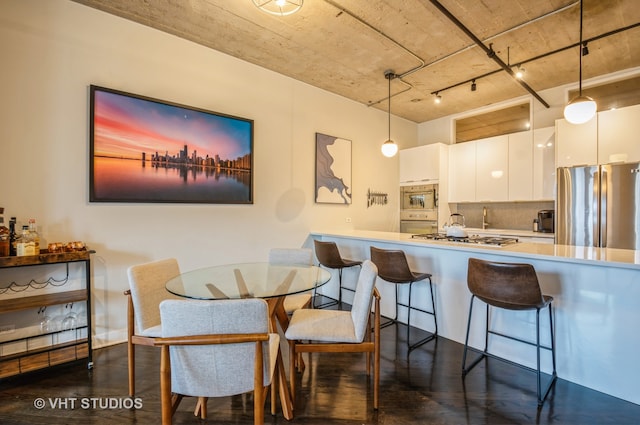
[454,202,554,231]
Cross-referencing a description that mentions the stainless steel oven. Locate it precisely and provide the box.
[401,184,436,211]
[400,184,438,234]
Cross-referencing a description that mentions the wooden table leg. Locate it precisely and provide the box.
[266,297,295,420]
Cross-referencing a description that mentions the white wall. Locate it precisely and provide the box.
[0,0,417,347]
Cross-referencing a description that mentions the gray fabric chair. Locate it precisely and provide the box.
[285,260,380,411]
[268,248,313,314]
[125,258,182,396]
[156,298,279,425]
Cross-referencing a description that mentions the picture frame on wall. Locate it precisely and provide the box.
[315,132,352,204]
[89,85,253,204]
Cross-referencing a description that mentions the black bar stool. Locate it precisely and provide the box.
[462,257,557,406]
[313,240,362,308]
[369,246,437,351]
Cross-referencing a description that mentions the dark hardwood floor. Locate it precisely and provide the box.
[1,314,639,424]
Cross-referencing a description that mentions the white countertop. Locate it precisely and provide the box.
[310,229,640,270]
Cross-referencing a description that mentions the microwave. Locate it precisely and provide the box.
[401,184,437,211]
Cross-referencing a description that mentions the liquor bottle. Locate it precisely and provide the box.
[28,219,40,254]
[0,208,9,257]
[16,225,36,256]
[9,217,17,256]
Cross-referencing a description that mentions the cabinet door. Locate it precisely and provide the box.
[448,142,476,202]
[533,127,556,200]
[508,131,533,201]
[598,104,640,164]
[476,136,508,202]
[399,144,441,183]
[556,117,597,167]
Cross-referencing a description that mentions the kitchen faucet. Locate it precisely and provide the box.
[482,206,489,230]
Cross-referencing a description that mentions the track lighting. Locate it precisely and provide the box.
[515,66,525,79]
[434,93,442,104]
[582,42,589,56]
[471,80,477,92]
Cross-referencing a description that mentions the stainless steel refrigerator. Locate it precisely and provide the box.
[556,163,640,249]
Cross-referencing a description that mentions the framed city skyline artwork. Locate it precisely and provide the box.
[89,85,253,204]
[315,132,352,204]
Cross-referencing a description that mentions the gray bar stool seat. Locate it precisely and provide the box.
[462,257,557,406]
[313,240,362,308]
[369,246,437,351]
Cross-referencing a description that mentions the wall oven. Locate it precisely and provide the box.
[400,184,438,234]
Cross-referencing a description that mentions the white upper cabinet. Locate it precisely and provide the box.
[448,141,476,202]
[399,143,444,184]
[508,131,533,201]
[598,104,640,164]
[533,127,556,200]
[555,116,598,167]
[476,135,509,202]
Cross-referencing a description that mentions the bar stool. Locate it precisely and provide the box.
[313,240,362,308]
[462,257,557,406]
[369,246,437,351]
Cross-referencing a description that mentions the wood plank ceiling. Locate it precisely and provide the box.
[72,0,640,124]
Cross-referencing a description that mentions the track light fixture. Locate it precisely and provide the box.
[471,79,477,92]
[582,42,589,56]
[564,0,597,124]
[515,66,525,79]
[434,93,442,104]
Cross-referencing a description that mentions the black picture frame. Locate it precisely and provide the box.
[89,85,253,204]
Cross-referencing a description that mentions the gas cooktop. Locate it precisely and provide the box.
[411,233,519,247]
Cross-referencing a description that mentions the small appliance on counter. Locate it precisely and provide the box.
[537,210,554,233]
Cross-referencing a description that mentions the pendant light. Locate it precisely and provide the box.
[564,0,597,124]
[381,70,398,158]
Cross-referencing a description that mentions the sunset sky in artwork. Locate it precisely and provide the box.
[92,89,252,161]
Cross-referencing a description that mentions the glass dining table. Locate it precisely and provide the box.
[165,262,331,420]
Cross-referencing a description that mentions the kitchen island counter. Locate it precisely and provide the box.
[308,229,640,405]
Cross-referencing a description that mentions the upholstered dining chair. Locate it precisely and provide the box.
[125,258,182,397]
[285,260,380,410]
[268,248,313,314]
[156,298,279,425]
[462,258,557,406]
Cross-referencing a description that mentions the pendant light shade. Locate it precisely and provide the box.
[564,94,597,124]
[252,0,303,16]
[381,70,398,158]
[564,0,596,124]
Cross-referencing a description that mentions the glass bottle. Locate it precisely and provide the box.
[9,217,17,256]
[28,219,40,254]
[0,208,9,257]
[16,225,36,256]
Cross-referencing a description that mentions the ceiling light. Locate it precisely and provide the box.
[582,42,589,56]
[564,0,596,124]
[252,0,303,16]
[515,66,525,79]
[434,93,442,104]
[471,80,477,92]
[381,70,398,158]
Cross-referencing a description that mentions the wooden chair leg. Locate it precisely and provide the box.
[159,346,172,425]
[127,338,135,397]
[194,397,207,419]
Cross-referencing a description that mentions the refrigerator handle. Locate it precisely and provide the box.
[599,165,607,248]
